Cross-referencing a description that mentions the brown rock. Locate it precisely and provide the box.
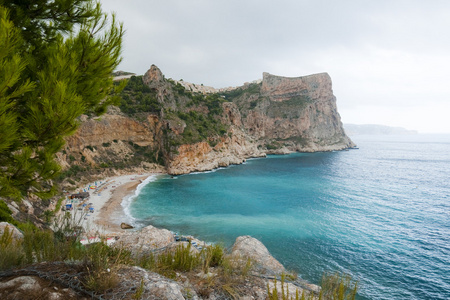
[120,222,134,229]
[231,235,285,275]
[115,225,174,253]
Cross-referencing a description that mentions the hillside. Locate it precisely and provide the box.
[57,65,354,184]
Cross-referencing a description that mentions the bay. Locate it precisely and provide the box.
[128,134,450,300]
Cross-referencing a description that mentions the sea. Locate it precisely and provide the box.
[124,134,450,300]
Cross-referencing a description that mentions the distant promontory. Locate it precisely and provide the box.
[344,124,418,136]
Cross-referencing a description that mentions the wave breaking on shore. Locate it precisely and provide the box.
[121,175,158,226]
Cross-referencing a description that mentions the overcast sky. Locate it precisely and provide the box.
[101,0,450,133]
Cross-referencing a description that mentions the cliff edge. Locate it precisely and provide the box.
[60,65,354,180]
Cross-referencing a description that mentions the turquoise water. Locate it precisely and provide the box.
[128,135,450,300]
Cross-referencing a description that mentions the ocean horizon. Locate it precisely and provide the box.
[125,134,450,300]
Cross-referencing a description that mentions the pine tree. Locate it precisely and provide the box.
[0,1,124,200]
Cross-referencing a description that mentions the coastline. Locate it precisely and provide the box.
[69,173,163,236]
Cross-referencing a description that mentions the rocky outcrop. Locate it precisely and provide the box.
[0,222,23,241]
[167,127,264,175]
[114,225,174,253]
[241,72,355,152]
[66,107,161,152]
[115,266,186,300]
[120,222,134,229]
[231,235,285,275]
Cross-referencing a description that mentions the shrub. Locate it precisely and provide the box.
[0,200,15,224]
[0,227,25,270]
[157,243,201,272]
[319,272,358,300]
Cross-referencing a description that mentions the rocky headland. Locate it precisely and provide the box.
[58,65,354,184]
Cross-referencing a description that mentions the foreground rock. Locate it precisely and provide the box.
[0,222,23,241]
[0,265,186,300]
[0,275,83,300]
[231,235,285,275]
[120,222,134,229]
[115,266,186,299]
[114,224,174,253]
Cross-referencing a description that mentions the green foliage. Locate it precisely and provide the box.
[157,243,201,272]
[220,82,261,100]
[175,110,228,145]
[54,197,65,213]
[267,274,317,300]
[203,243,224,269]
[119,75,161,115]
[127,141,165,165]
[0,200,15,224]
[0,1,124,201]
[266,141,282,150]
[42,210,55,225]
[0,226,25,270]
[319,272,358,300]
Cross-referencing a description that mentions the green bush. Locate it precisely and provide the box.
[119,76,161,115]
[0,200,15,224]
[319,272,358,300]
[157,243,201,272]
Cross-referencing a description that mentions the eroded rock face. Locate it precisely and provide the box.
[231,235,285,275]
[167,127,264,175]
[115,225,174,253]
[243,72,355,152]
[66,110,160,152]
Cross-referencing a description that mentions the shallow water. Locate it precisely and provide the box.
[127,134,450,300]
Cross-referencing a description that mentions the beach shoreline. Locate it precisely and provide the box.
[67,173,163,236]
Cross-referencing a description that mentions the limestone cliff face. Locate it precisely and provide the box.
[239,72,355,152]
[167,127,263,175]
[62,65,354,177]
[59,106,165,181]
[66,108,160,151]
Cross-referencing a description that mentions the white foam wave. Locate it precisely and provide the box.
[121,175,158,226]
[190,167,227,175]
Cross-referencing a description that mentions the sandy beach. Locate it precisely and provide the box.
[64,173,161,236]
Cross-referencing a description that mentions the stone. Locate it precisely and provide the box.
[120,222,134,229]
[231,235,285,274]
[0,276,39,292]
[115,224,174,253]
[0,222,23,241]
[115,266,186,300]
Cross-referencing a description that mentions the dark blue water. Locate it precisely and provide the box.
[128,134,450,300]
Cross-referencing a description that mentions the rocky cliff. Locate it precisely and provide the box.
[60,65,354,180]
[233,72,355,153]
